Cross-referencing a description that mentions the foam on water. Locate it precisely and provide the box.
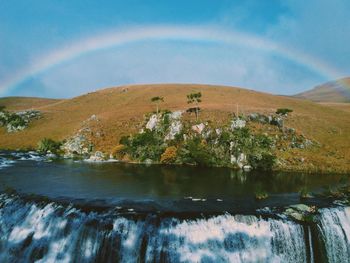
[318,206,350,263]
[0,157,15,169]
[1,194,350,262]
[0,151,49,170]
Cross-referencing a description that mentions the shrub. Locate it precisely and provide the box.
[254,134,274,149]
[8,114,26,127]
[111,144,127,158]
[0,105,5,112]
[122,129,166,162]
[37,138,62,154]
[178,138,214,166]
[248,152,276,171]
[255,190,269,200]
[160,146,177,163]
[119,135,131,146]
[276,108,293,115]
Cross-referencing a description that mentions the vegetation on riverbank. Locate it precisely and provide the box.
[0,106,41,132]
[113,105,317,170]
[1,84,350,173]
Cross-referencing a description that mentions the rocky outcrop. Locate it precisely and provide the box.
[145,114,159,131]
[165,111,183,140]
[0,110,41,133]
[248,113,283,128]
[231,119,246,130]
[191,123,206,134]
[87,151,105,162]
[230,153,247,168]
[62,114,99,157]
[283,204,317,221]
[62,134,89,157]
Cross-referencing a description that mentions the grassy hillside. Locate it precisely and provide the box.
[319,102,350,113]
[295,77,350,103]
[0,96,62,111]
[1,84,350,172]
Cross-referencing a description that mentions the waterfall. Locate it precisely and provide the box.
[1,194,350,263]
[317,207,350,263]
[0,194,306,263]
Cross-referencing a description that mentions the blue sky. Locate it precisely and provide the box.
[0,0,349,98]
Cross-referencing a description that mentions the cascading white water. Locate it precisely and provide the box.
[1,194,350,263]
[318,207,350,263]
[0,194,307,263]
[156,215,307,262]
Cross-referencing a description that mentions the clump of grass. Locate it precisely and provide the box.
[299,186,313,199]
[255,190,269,200]
[37,138,62,155]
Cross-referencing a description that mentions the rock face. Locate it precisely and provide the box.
[62,114,100,157]
[231,153,247,168]
[165,120,182,140]
[146,114,159,131]
[248,113,283,128]
[165,111,183,140]
[169,111,183,120]
[88,151,105,162]
[62,134,89,157]
[192,123,206,134]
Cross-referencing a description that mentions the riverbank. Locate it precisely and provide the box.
[1,84,350,173]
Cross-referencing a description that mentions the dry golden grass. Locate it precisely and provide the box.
[319,102,350,113]
[0,84,349,172]
[0,97,62,111]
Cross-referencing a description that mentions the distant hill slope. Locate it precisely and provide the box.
[1,84,350,172]
[0,97,62,111]
[295,77,350,103]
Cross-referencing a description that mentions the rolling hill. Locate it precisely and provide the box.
[0,97,62,111]
[1,84,350,172]
[295,77,350,103]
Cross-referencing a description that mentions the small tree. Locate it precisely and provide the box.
[187,92,202,122]
[0,105,5,112]
[151,96,164,115]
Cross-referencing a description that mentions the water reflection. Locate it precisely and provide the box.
[0,156,348,202]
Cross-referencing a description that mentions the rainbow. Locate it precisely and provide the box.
[0,25,346,96]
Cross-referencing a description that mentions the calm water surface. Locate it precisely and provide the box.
[0,151,348,213]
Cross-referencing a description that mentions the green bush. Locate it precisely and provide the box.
[0,105,5,112]
[119,135,131,146]
[248,152,276,171]
[37,138,62,154]
[121,129,166,162]
[8,114,26,127]
[177,137,215,166]
[276,108,293,115]
[254,134,274,149]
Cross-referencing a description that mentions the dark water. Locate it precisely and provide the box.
[0,151,348,213]
[0,151,350,262]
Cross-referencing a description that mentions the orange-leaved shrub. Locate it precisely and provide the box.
[160,146,177,164]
